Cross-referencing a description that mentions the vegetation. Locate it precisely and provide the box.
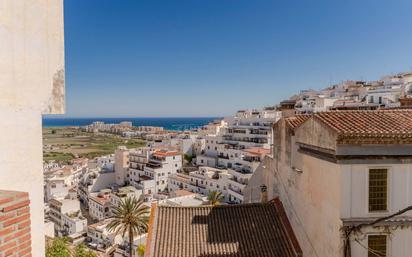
[74,244,97,257]
[183,154,193,163]
[46,238,71,257]
[43,127,145,162]
[44,152,75,162]
[46,238,96,257]
[108,197,150,257]
[207,190,224,206]
[137,244,146,257]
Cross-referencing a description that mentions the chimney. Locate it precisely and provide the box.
[260,184,268,203]
[279,99,296,118]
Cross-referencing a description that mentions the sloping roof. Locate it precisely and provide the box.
[314,110,412,140]
[285,115,311,130]
[153,150,180,157]
[243,147,270,156]
[146,199,302,257]
[289,110,412,144]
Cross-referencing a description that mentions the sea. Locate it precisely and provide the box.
[42,117,220,131]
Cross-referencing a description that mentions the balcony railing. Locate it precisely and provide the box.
[228,185,243,195]
[217,154,229,159]
[146,162,162,169]
[229,177,247,186]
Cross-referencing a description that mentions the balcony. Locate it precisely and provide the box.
[229,177,247,187]
[223,136,268,144]
[146,162,162,169]
[217,154,229,160]
[228,185,244,201]
[249,129,268,135]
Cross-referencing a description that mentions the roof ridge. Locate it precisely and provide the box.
[157,201,275,209]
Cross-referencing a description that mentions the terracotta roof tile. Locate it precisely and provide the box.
[243,147,270,156]
[153,150,180,157]
[287,110,412,144]
[146,200,302,257]
[313,110,412,141]
[285,115,311,129]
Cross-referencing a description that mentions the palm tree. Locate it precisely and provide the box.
[207,190,224,206]
[107,197,150,257]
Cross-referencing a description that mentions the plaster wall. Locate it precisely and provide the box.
[0,1,65,255]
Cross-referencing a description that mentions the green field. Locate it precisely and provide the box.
[43,127,145,162]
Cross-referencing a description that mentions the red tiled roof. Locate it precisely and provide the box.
[146,199,302,257]
[153,150,180,157]
[243,147,270,156]
[89,195,111,205]
[314,110,412,137]
[285,115,311,129]
[289,110,412,144]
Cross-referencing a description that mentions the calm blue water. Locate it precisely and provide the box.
[42,117,220,131]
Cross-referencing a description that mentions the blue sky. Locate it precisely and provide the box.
[62,0,412,117]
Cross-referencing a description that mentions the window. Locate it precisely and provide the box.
[368,235,387,257]
[369,169,388,212]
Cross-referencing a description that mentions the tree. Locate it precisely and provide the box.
[74,244,97,257]
[46,237,71,257]
[136,244,146,257]
[207,190,224,206]
[183,154,193,163]
[46,238,97,257]
[108,197,150,257]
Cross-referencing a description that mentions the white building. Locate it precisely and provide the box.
[96,155,115,172]
[168,166,233,202]
[87,218,123,252]
[88,189,112,221]
[110,186,143,214]
[49,198,84,237]
[45,177,69,201]
[142,150,182,193]
[158,190,208,207]
[78,168,116,206]
[61,211,87,236]
[196,108,278,170]
[365,85,402,107]
[170,133,197,156]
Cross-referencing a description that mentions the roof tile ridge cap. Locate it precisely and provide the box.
[158,205,212,209]
[145,203,158,257]
[291,113,315,130]
[272,197,303,257]
[312,112,341,133]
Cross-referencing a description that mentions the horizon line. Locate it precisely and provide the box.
[42,116,224,119]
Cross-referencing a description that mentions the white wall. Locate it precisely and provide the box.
[0,1,65,256]
[341,163,412,219]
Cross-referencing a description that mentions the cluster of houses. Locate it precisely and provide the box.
[290,71,412,113]
[42,107,277,255]
[41,70,412,257]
